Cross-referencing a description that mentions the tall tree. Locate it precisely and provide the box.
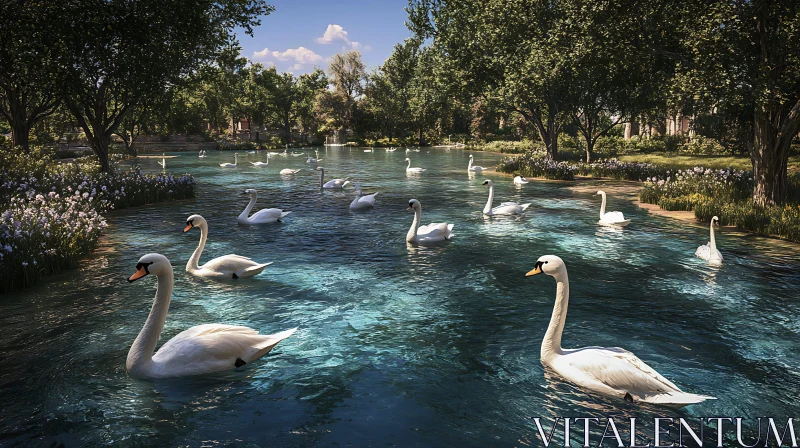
[408,0,572,158]
[675,0,800,205]
[0,1,64,150]
[61,0,271,171]
[317,51,366,141]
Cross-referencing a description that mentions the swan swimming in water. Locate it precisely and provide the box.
[126,253,296,379]
[526,255,716,406]
[183,214,272,279]
[695,216,723,264]
[349,183,378,210]
[316,167,351,189]
[468,154,487,172]
[219,153,238,168]
[198,150,207,158]
[251,153,270,167]
[513,173,529,184]
[406,199,454,244]
[280,168,302,175]
[237,189,291,224]
[306,150,321,163]
[482,180,530,215]
[596,190,630,227]
[405,158,425,174]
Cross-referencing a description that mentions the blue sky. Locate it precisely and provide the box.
[237,0,412,75]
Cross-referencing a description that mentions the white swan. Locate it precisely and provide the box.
[219,153,238,168]
[468,154,487,172]
[251,153,270,167]
[513,173,529,184]
[386,147,397,152]
[406,199,454,244]
[291,151,304,157]
[237,189,291,225]
[306,150,321,163]
[198,150,207,158]
[526,255,716,406]
[482,180,530,215]
[596,190,630,227]
[157,153,166,171]
[405,158,426,173]
[695,216,723,264]
[279,168,302,175]
[126,253,296,379]
[316,167,351,189]
[349,184,378,210]
[184,214,272,279]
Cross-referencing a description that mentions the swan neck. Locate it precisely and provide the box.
[239,195,256,220]
[483,183,494,214]
[319,168,324,188]
[407,159,411,169]
[187,225,207,272]
[127,267,174,373]
[407,205,421,242]
[709,221,717,250]
[599,194,607,219]
[542,272,569,360]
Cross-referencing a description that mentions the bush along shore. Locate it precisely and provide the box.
[0,147,195,293]
[498,151,800,243]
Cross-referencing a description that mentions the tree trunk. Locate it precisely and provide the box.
[88,133,111,172]
[11,120,29,150]
[751,98,800,205]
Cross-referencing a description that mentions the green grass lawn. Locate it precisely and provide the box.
[618,152,800,174]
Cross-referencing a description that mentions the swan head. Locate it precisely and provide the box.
[183,214,207,232]
[315,166,324,171]
[595,190,606,196]
[242,188,258,198]
[128,253,170,282]
[712,216,720,226]
[405,157,411,162]
[526,255,566,278]
[407,199,421,210]
[482,180,493,187]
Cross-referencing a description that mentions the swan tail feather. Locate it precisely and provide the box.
[280,211,292,218]
[520,203,532,212]
[244,262,273,275]
[248,328,298,361]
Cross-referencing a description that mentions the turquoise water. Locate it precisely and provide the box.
[1,148,799,446]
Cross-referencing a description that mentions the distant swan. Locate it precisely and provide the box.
[526,255,716,406]
[280,168,302,175]
[316,167,350,189]
[306,150,321,163]
[220,153,238,168]
[406,199,454,244]
[126,253,296,379]
[237,189,291,224]
[468,154,487,172]
[405,158,425,173]
[513,173,529,184]
[695,216,723,264]
[184,214,272,279]
[596,190,630,227]
[251,153,270,167]
[198,150,207,158]
[349,184,378,210]
[482,180,530,215]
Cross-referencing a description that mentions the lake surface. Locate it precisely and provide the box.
[1,147,799,446]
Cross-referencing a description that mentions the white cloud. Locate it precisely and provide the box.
[316,24,349,44]
[317,24,371,53]
[252,46,323,64]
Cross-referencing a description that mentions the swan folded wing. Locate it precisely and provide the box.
[250,208,284,220]
[565,347,682,397]
[203,254,266,273]
[153,325,295,375]
[603,211,626,222]
[695,244,710,258]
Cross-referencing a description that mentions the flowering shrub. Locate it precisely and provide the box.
[580,158,666,181]
[0,147,194,292]
[497,153,577,180]
[639,166,751,208]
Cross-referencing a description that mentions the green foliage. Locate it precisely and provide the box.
[497,152,577,180]
[694,200,800,242]
[681,136,727,156]
[468,140,542,154]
